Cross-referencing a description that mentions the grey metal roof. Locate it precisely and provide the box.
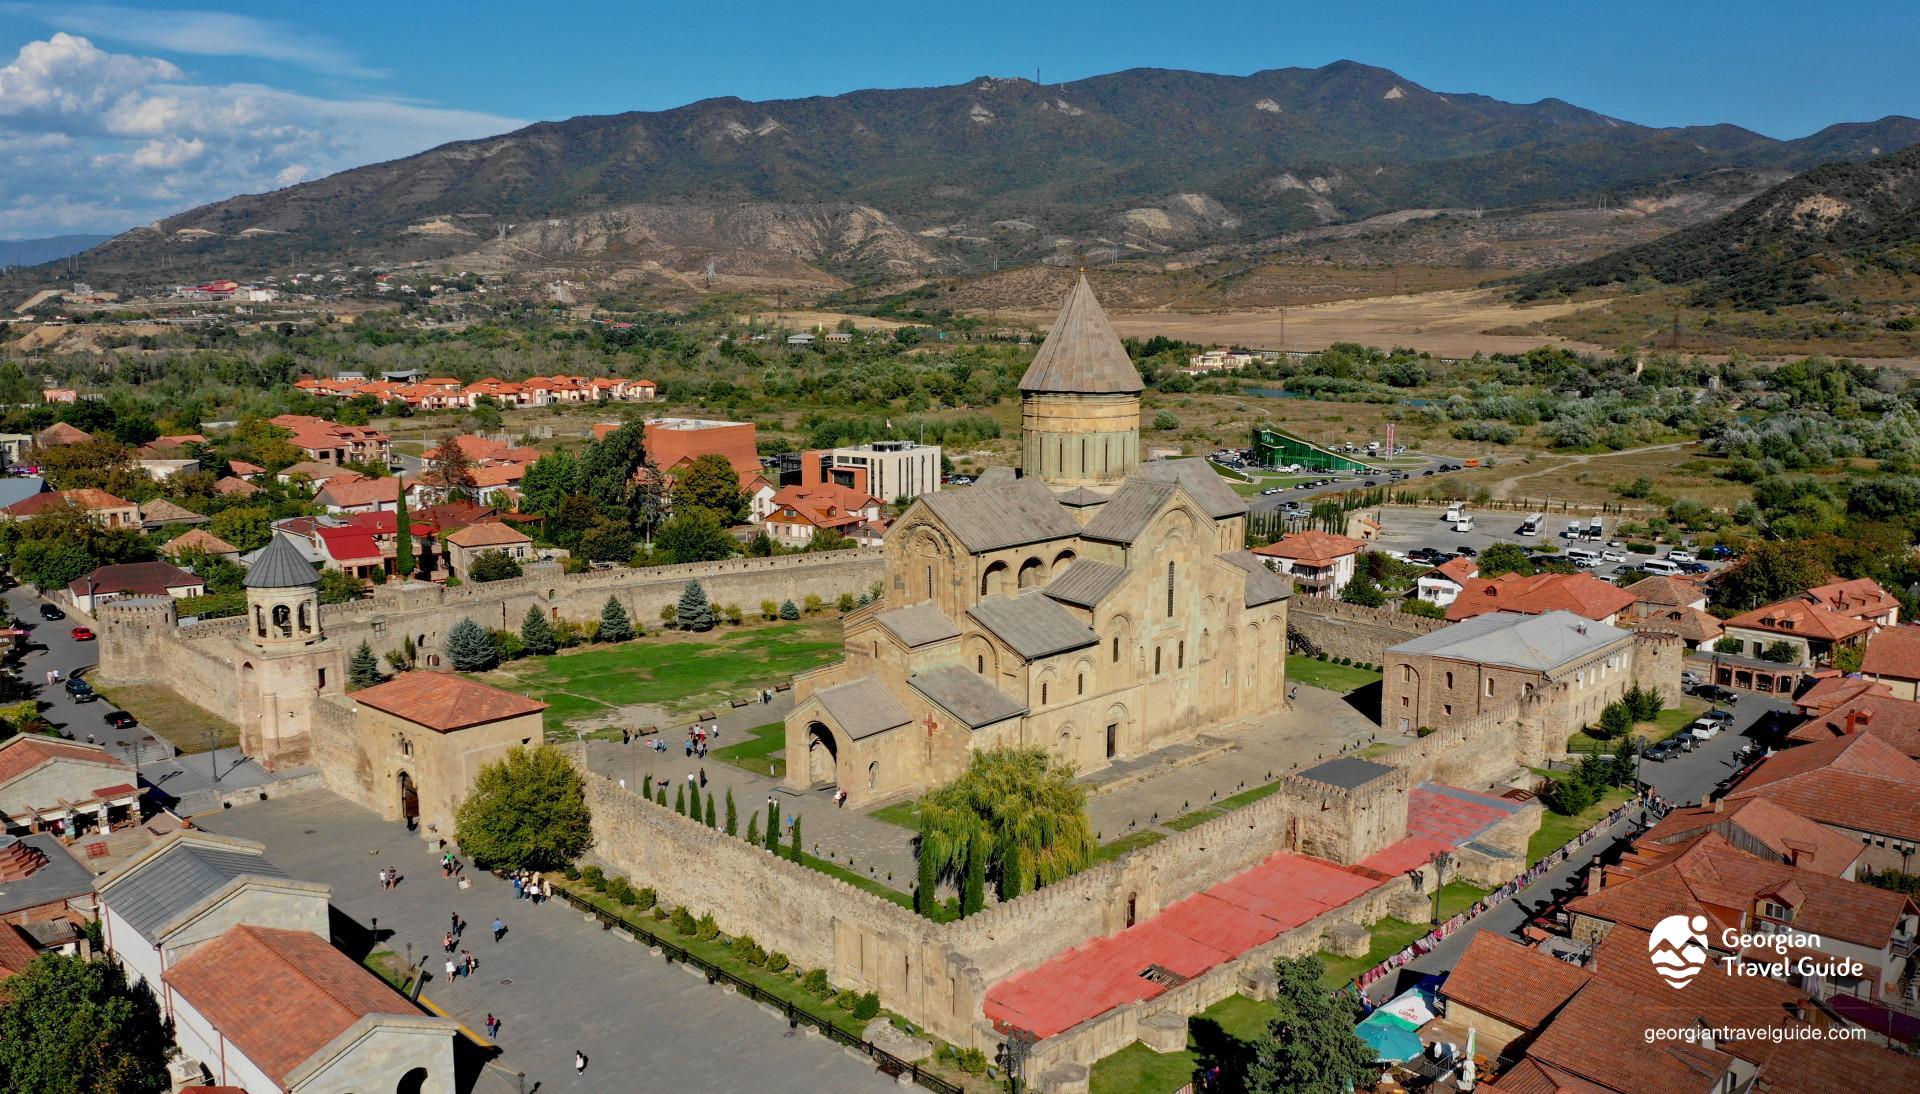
[0,476,45,511]
[909,666,1026,729]
[967,591,1100,660]
[1018,277,1144,395]
[1299,757,1395,791]
[101,839,290,941]
[1388,610,1629,674]
[917,477,1080,553]
[1053,486,1109,509]
[1133,458,1248,519]
[1217,550,1293,608]
[1044,560,1128,608]
[243,531,321,588]
[1081,479,1177,544]
[0,834,95,918]
[875,602,962,648]
[974,466,1017,489]
[813,678,913,741]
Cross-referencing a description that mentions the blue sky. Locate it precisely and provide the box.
[0,0,1914,238]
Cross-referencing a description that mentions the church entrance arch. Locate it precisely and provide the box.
[397,770,419,828]
[806,722,839,787]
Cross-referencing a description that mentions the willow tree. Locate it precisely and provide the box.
[915,748,1093,916]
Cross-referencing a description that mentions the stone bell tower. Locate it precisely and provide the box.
[237,532,344,767]
[1018,275,1145,490]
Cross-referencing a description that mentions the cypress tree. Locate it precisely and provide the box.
[674,783,685,815]
[788,815,803,862]
[676,581,714,632]
[705,792,717,828]
[961,833,987,916]
[599,595,634,642]
[765,800,780,851]
[520,605,556,656]
[656,785,667,807]
[393,487,414,578]
[746,814,760,846]
[348,641,382,689]
[641,773,652,799]
[724,788,737,836]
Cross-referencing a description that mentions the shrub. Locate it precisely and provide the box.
[779,599,800,621]
[1595,702,1633,740]
[834,989,859,1011]
[1713,636,1743,654]
[582,865,606,890]
[853,991,881,1020]
[659,604,678,628]
[723,603,743,625]
[562,864,581,881]
[670,906,696,935]
[802,968,830,996]
[1543,774,1597,816]
[956,1047,988,1075]
[608,877,637,906]
[760,599,780,621]
[767,951,790,973]
[490,629,525,661]
[694,913,719,941]
[731,934,767,966]
[836,592,856,613]
[635,886,656,911]
[803,593,824,615]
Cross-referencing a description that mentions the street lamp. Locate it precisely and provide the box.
[995,1026,1037,1094]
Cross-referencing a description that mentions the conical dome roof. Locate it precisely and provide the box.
[244,532,321,589]
[1018,276,1144,395]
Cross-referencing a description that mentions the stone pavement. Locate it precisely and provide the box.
[198,790,900,1094]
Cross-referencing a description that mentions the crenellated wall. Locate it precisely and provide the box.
[1289,597,1443,664]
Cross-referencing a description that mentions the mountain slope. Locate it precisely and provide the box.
[73,62,1920,283]
[1519,143,1920,307]
[0,234,114,267]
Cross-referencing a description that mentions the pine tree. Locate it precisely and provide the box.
[724,788,737,836]
[348,640,382,690]
[393,487,414,578]
[961,833,986,917]
[444,618,498,671]
[520,605,556,656]
[746,814,760,846]
[599,596,634,642]
[788,815,802,862]
[641,773,652,799]
[765,800,780,852]
[676,581,714,632]
[674,783,686,815]
[778,598,800,621]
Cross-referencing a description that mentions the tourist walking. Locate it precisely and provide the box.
[512,874,523,900]
[443,931,455,954]
[463,949,477,977]
[575,1050,587,1075]
[492,917,506,943]
[486,1013,500,1039]
[445,957,457,983]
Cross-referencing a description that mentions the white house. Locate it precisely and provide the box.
[1417,556,1479,608]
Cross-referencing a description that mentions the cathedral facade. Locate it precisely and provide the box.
[783,278,1290,805]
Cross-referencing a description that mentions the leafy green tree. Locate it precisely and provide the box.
[445,618,498,671]
[0,952,171,1094]
[676,581,714,632]
[581,422,658,527]
[1244,956,1376,1094]
[654,508,735,564]
[1477,542,1535,579]
[599,596,634,642]
[1596,702,1633,740]
[393,487,414,578]
[454,745,592,870]
[209,506,273,552]
[1339,572,1386,607]
[316,567,364,605]
[1400,596,1446,618]
[348,641,382,689]
[520,605,556,656]
[428,433,477,499]
[725,788,738,836]
[1543,774,1597,816]
[917,748,1093,909]
[1151,411,1181,431]
[1712,538,1834,613]
[520,450,582,520]
[1760,640,1801,664]
[467,550,523,582]
[579,517,635,563]
[779,598,800,621]
[675,453,748,522]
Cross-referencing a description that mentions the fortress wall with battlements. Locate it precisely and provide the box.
[1288,597,1444,665]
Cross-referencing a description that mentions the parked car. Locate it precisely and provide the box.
[1600,549,1627,563]
[1701,709,1736,726]
[1422,470,1435,476]
[1261,487,1283,495]
[38,603,64,621]
[1680,670,1704,688]
[1688,720,1722,741]
[64,677,96,702]
[1644,739,1687,762]
[1679,561,1711,574]
[1364,480,1379,487]
[104,710,137,730]
[1694,685,1739,704]
[1667,549,1697,563]
[1454,546,1477,557]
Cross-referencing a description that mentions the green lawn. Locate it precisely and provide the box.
[1089,995,1279,1094]
[1093,830,1167,863]
[1528,785,1634,864]
[486,620,842,738]
[868,798,923,831]
[1285,655,1383,694]
[363,948,413,993]
[88,683,242,754]
[712,721,787,778]
[1568,698,1708,750]
[1312,882,1489,989]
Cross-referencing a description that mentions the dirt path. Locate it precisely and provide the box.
[1486,441,1695,499]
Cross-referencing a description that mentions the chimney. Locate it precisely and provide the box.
[1712,798,1724,813]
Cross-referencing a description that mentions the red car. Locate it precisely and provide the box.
[69,627,95,641]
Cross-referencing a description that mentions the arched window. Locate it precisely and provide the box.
[1077,673,1085,696]
[925,565,933,601]
[297,600,311,634]
[1445,671,1454,689]
[271,604,292,638]
[867,762,879,791]
[1154,647,1162,675]
[1166,562,1175,618]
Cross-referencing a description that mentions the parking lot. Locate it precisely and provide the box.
[1363,506,1731,583]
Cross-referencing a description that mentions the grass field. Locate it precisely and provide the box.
[1314,882,1489,989]
[1093,830,1167,863]
[486,620,842,739]
[868,798,923,830]
[1286,655,1383,693]
[1567,698,1707,750]
[87,683,241,754]
[1089,994,1279,1094]
[1527,786,1634,864]
[712,721,787,778]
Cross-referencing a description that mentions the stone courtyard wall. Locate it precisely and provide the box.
[1288,598,1442,664]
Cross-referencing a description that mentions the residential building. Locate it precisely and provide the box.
[269,414,391,466]
[762,482,884,547]
[1862,625,1920,701]
[802,440,942,504]
[274,512,433,580]
[741,471,779,522]
[214,475,264,499]
[443,521,535,581]
[0,736,139,837]
[314,475,404,515]
[1250,530,1367,596]
[1623,603,1724,650]
[1622,573,1709,617]
[644,417,761,476]
[1415,555,1477,607]
[33,421,90,448]
[1382,611,1645,737]
[0,433,32,464]
[1724,731,1920,872]
[162,529,242,563]
[68,561,205,612]
[1637,797,1865,878]
[275,462,364,494]
[0,487,139,528]
[1445,571,1636,625]
[0,475,45,511]
[138,498,210,531]
[1720,577,1899,669]
[0,833,97,938]
[1786,692,1920,758]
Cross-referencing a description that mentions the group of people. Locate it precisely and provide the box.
[439,851,466,879]
[510,869,550,903]
[684,723,719,758]
[377,866,402,889]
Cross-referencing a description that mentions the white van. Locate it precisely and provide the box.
[1566,548,1601,567]
[1444,504,1463,523]
[1454,515,1474,533]
[1643,558,1682,576]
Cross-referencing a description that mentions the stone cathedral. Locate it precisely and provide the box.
[784,277,1290,805]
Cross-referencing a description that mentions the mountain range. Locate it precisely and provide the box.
[65,62,1920,286]
[0,234,115,268]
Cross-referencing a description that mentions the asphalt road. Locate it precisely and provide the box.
[1363,690,1791,1002]
[4,584,282,815]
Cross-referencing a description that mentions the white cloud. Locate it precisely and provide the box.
[0,34,525,237]
[1,5,384,79]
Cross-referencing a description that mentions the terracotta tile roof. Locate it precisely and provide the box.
[1587,925,1813,1042]
[1439,933,1589,1029]
[4,488,135,517]
[68,561,202,597]
[0,736,125,788]
[1447,572,1637,623]
[161,925,416,1085]
[1755,1036,1920,1094]
[1426,555,1478,585]
[1250,529,1366,567]
[1728,730,1920,839]
[214,476,262,497]
[228,459,265,476]
[1525,980,1735,1094]
[1486,1057,1615,1094]
[1624,605,1723,643]
[1787,693,1920,757]
[162,529,241,558]
[1622,574,1707,609]
[1862,625,1920,680]
[314,476,401,509]
[445,521,532,549]
[1806,576,1899,619]
[277,461,361,482]
[469,464,526,488]
[1638,798,1863,877]
[765,483,880,531]
[0,922,39,982]
[1792,675,1892,716]
[352,672,546,732]
[34,422,91,446]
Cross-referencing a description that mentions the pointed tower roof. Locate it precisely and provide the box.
[244,532,321,589]
[1019,276,1144,395]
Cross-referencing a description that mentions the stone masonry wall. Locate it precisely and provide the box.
[1288,598,1442,664]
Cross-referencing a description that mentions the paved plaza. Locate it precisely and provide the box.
[199,790,900,1094]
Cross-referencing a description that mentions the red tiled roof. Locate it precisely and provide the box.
[0,922,39,982]
[1587,925,1812,1041]
[1638,798,1863,877]
[764,483,880,532]
[5,488,134,517]
[1625,606,1724,644]
[1447,572,1636,623]
[1426,556,1478,586]
[1728,730,1920,839]
[1787,693,1920,757]
[445,521,531,548]
[162,925,417,1085]
[1439,933,1589,1030]
[1250,530,1366,566]
[214,476,262,497]
[315,476,402,509]
[0,736,125,788]
[1806,576,1899,619]
[34,422,91,446]
[1862,625,1920,681]
[1621,574,1706,609]
[1791,675,1891,716]
[353,673,546,732]
[163,529,241,558]
[1723,598,1876,643]
[1525,980,1735,1094]
[68,561,201,597]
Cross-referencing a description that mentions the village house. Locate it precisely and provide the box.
[1723,731,1920,873]
[269,414,392,467]
[0,832,98,943]
[762,482,884,546]
[1,487,140,528]
[137,498,210,532]
[1382,611,1646,737]
[1250,530,1367,596]
[1861,625,1920,701]
[1415,555,1477,608]
[275,462,365,495]
[314,475,405,515]
[33,421,91,448]
[1444,570,1636,625]
[442,521,535,581]
[1719,577,1898,672]
[68,561,205,613]
[1786,692,1920,758]
[1637,796,1865,878]
[0,736,139,838]
[162,529,242,564]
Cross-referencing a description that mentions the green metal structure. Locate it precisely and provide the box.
[1248,425,1383,472]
